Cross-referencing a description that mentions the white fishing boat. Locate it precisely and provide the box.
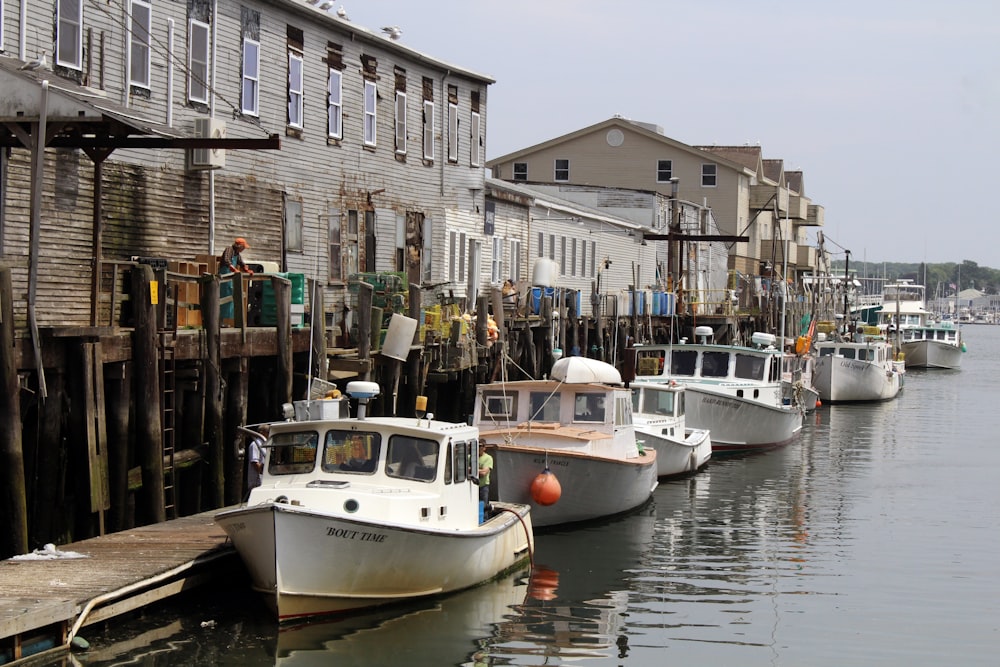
[878,281,964,369]
[215,382,534,622]
[473,356,658,528]
[630,381,712,477]
[632,328,803,453]
[812,331,904,402]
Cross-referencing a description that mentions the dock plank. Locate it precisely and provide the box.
[0,510,234,643]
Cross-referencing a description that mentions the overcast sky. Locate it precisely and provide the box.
[343,1,1000,268]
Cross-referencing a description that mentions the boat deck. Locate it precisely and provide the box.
[0,509,235,664]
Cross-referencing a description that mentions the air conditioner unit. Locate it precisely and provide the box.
[188,117,226,170]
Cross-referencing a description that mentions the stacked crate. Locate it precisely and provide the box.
[260,272,307,326]
[169,260,208,327]
[347,272,409,341]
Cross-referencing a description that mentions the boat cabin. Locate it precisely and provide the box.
[634,339,783,387]
[631,383,686,437]
[816,342,891,363]
[255,417,483,527]
[900,324,960,345]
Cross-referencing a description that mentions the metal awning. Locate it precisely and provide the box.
[0,56,280,151]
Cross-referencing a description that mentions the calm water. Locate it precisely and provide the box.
[64,326,1000,666]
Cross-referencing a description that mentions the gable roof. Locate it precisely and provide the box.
[487,116,756,177]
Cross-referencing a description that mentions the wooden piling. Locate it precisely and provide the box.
[104,362,131,532]
[357,282,373,381]
[132,264,165,525]
[0,267,28,558]
[272,275,293,409]
[200,273,224,509]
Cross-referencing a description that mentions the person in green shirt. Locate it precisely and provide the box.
[477,441,493,507]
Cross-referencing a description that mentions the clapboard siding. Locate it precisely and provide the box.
[3,0,496,331]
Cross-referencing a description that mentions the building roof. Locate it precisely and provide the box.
[487,116,756,177]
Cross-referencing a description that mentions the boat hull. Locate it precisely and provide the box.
[635,427,712,477]
[216,501,533,622]
[813,356,902,402]
[490,446,658,528]
[682,386,802,452]
[901,340,963,370]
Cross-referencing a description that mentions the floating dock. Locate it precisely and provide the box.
[0,510,235,665]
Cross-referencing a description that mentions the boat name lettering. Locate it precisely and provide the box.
[702,397,739,408]
[326,527,387,542]
[532,458,569,467]
[840,360,867,370]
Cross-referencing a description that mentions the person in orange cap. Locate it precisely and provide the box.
[219,237,253,322]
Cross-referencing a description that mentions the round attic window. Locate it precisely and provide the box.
[606,129,624,147]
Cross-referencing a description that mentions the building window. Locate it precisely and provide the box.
[241,38,260,116]
[470,111,481,167]
[448,229,467,283]
[285,196,303,252]
[537,232,544,259]
[513,163,528,181]
[554,159,569,182]
[345,211,360,277]
[447,101,459,162]
[56,0,83,70]
[491,236,503,284]
[702,163,717,187]
[188,20,210,104]
[548,234,555,261]
[570,238,577,277]
[560,236,567,274]
[656,160,673,182]
[422,100,434,160]
[395,91,407,155]
[288,52,304,129]
[509,238,521,282]
[580,239,587,277]
[590,241,596,277]
[328,209,342,283]
[363,80,377,146]
[328,68,342,138]
[128,0,152,89]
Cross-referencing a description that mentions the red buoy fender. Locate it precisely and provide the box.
[530,469,562,506]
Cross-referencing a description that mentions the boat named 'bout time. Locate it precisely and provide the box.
[216,383,534,622]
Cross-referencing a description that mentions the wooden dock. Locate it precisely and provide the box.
[0,510,236,664]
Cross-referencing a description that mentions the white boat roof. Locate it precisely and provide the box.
[550,357,622,385]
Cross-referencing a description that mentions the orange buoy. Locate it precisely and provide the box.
[815,399,822,408]
[530,469,561,506]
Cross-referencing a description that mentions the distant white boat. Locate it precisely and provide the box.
[813,332,904,402]
[878,281,964,369]
[630,381,712,477]
[632,329,803,453]
[474,357,658,528]
[216,383,533,621]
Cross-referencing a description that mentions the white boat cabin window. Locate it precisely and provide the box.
[614,395,632,426]
[267,431,319,475]
[530,392,561,422]
[573,393,606,423]
[734,353,766,381]
[671,350,698,376]
[386,436,438,481]
[633,387,678,417]
[322,430,382,474]
[702,351,731,378]
[479,391,517,420]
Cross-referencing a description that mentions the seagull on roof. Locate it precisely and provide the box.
[381,25,402,40]
[19,51,50,71]
[336,5,349,19]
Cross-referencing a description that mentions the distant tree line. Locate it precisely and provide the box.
[829,259,999,295]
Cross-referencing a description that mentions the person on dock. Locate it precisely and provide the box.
[248,424,269,492]
[219,237,253,323]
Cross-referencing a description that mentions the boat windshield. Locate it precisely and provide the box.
[322,430,382,474]
[702,351,731,378]
[634,387,675,417]
[267,431,319,475]
[573,392,606,423]
[670,350,697,376]
[734,353,766,381]
[386,436,439,482]
[529,391,561,421]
